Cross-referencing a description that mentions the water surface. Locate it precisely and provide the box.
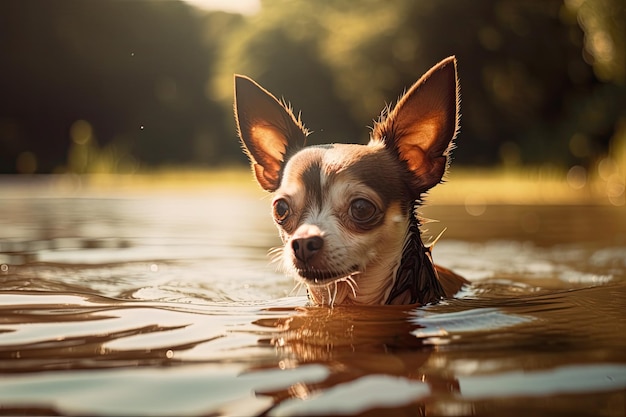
[1,182,625,416]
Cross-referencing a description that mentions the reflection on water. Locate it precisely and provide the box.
[1,186,625,416]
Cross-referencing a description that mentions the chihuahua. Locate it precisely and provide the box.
[234,56,467,306]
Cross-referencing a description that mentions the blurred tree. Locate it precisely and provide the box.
[0,0,238,173]
[570,0,625,84]
[1,0,624,173]
[211,0,624,167]
[564,0,626,180]
[209,1,361,145]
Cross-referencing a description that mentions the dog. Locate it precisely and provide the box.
[234,56,467,306]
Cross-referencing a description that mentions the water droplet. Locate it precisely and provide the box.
[0,264,8,272]
[150,263,159,272]
[140,125,144,130]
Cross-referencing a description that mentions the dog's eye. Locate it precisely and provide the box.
[273,199,290,223]
[349,198,377,223]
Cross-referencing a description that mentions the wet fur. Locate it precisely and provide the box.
[234,56,467,306]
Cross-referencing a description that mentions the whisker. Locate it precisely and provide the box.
[267,246,282,256]
[267,246,284,264]
[326,285,332,307]
[330,281,338,309]
[289,280,304,297]
[347,274,359,287]
[344,275,358,298]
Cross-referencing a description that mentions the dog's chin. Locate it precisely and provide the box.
[295,265,360,286]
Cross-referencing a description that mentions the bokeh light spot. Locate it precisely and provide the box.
[70,120,93,145]
[465,193,487,216]
[566,165,587,189]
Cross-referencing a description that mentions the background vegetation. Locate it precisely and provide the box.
[1,0,624,182]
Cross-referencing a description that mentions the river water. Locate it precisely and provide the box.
[0,178,625,416]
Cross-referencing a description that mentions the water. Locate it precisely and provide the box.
[1,180,625,416]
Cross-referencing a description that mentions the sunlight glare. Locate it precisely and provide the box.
[180,0,260,15]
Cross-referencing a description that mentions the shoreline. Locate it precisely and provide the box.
[0,167,623,206]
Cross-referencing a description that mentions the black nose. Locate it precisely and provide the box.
[291,236,324,263]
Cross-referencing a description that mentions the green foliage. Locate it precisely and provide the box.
[214,0,624,168]
[0,0,624,173]
[0,0,241,173]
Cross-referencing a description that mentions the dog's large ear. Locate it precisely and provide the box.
[234,75,308,192]
[373,56,459,195]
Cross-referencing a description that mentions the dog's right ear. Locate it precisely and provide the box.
[234,75,308,192]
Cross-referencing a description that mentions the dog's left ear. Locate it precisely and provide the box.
[373,56,460,195]
[234,75,308,192]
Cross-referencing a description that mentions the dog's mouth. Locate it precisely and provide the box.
[295,265,360,285]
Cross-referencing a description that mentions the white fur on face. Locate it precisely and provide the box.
[273,149,409,306]
[301,200,408,306]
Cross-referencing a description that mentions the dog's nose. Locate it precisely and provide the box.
[292,236,324,263]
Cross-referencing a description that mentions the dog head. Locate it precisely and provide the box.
[234,57,459,306]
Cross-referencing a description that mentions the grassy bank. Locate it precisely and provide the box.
[0,166,624,206]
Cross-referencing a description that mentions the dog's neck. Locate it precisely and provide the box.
[307,202,445,306]
[386,203,446,305]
